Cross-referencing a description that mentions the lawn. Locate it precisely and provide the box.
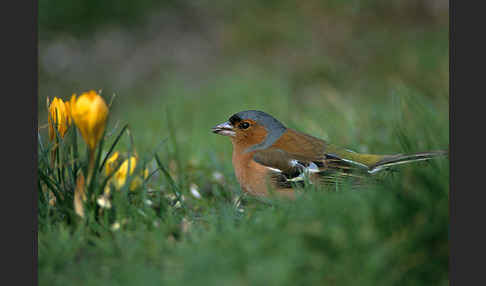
[38,1,449,285]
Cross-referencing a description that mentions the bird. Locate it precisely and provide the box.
[211,110,447,198]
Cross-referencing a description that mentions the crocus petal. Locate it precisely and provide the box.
[70,90,109,150]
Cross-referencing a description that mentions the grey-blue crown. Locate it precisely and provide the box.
[229,110,287,152]
[230,110,285,130]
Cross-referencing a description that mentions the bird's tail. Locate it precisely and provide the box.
[367,150,448,174]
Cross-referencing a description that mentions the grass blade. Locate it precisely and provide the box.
[88,137,105,198]
[38,170,63,204]
[99,124,128,173]
[71,124,79,182]
[154,153,184,208]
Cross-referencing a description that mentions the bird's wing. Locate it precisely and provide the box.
[254,128,447,188]
[271,128,384,166]
[252,147,369,189]
[271,128,327,161]
[275,128,394,170]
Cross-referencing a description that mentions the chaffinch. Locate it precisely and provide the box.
[212,110,446,198]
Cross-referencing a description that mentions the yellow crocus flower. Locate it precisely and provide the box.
[129,167,149,191]
[113,156,138,190]
[105,154,149,192]
[105,151,121,176]
[48,97,72,141]
[70,90,108,150]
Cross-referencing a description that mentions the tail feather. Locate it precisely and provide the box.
[368,150,448,174]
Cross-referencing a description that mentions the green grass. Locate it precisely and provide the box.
[38,68,448,285]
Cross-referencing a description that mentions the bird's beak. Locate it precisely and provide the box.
[211,121,235,137]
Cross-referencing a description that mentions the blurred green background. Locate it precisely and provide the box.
[38,1,449,285]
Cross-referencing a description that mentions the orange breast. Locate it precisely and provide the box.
[232,149,267,195]
[231,144,295,198]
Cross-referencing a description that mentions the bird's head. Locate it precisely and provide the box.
[211,110,287,152]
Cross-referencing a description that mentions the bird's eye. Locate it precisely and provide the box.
[239,122,250,129]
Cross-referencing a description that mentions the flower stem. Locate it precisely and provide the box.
[86,148,96,186]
